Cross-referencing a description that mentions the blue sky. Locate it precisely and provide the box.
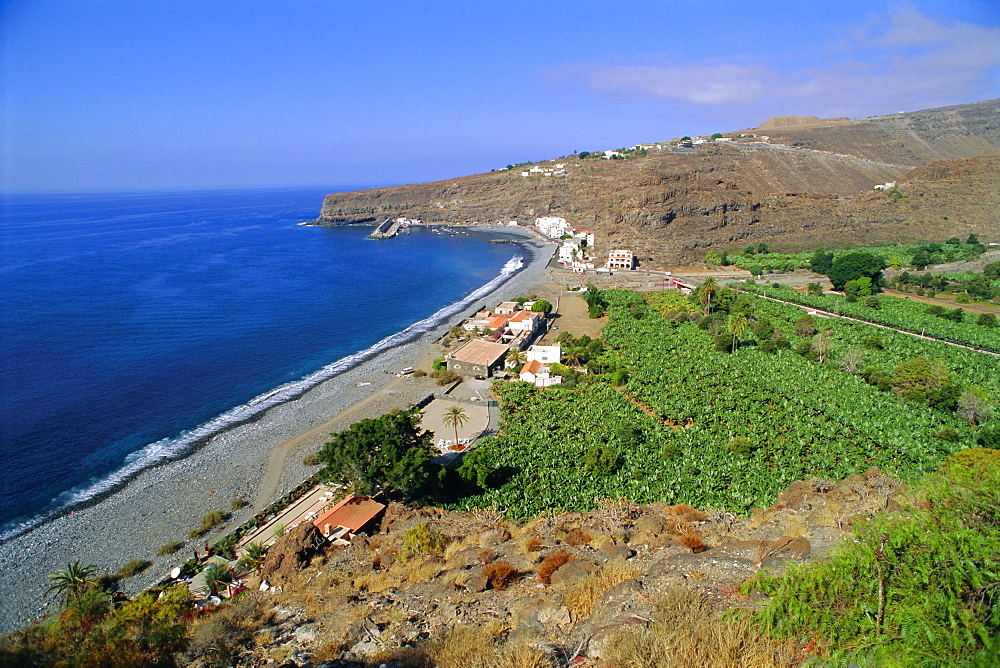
[2,1,998,192]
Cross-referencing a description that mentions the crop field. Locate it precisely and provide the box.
[452,290,997,518]
[739,282,1000,352]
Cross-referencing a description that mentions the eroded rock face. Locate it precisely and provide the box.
[259,523,326,582]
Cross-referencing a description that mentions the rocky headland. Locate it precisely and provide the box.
[314,99,1000,267]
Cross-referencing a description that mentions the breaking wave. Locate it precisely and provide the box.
[0,253,526,543]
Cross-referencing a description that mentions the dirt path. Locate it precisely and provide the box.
[539,293,606,342]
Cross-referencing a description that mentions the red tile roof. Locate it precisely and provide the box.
[486,315,510,330]
[312,495,386,536]
[520,359,541,377]
[508,310,540,323]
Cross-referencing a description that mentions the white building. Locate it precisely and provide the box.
[606,249,635,270]
[558,241,580,264]
[526,345,561,364]
[535,216,572,238]
[573,229,595,247]
[507,310,543,333]
[520,360,562,387]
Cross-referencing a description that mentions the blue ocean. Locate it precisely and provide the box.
[0,188,525,540]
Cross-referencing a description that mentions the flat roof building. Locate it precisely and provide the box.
[447,339,510,377]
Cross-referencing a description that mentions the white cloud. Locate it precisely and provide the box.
[548,8,1000,117]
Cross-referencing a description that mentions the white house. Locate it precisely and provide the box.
[507,310,543,333]
[606,249,635,270]
[573,229,595,247]
[519,359,562,387]
[558,241,580,264]
[535,216,572,238]
[873,182,897,191]
[526,345,561,364]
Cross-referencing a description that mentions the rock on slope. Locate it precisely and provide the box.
[219,469,903,666]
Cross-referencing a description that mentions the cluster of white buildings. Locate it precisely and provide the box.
[520,163,567,178]
[533,216,636,272]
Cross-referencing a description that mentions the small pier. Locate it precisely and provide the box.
[367,217,405,240]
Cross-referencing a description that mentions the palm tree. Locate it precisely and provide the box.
[506,348,526,369]
[699,277,718,315]
[727,314,749,351]
[46,560,98,605]
[202,562,232,596]
[441,405,469,447]
[238,542,268,574]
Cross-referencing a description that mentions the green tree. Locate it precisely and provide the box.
[202,562,231,596]
[827,252,887,291]
[45,560,98,606]
[506,347,527,368]
[530,299,552,313]
[966,233,980,245]
[442,405,470,448]
[710,133,724,139]
[977,313,997,328]
[584,445,620,475]
[893,357,950,401]
[809,248,835,275]
[237,542,268,574]
[316,411,438,497]
[727,314,749,351]
[698,277,718,315]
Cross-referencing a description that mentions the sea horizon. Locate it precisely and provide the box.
[0,188,529,541]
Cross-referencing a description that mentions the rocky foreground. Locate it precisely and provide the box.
[209,468,903,667]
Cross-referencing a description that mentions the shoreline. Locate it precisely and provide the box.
[0,231,556,634]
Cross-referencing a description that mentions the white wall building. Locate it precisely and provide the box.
[526,345,561,364]
[520,360,562,387]
[535,216,572,238]
[606,249,635,270]
[558,241,580,264]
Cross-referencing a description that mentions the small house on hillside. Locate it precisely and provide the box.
[447,339,510,377]
[312,494,386,543]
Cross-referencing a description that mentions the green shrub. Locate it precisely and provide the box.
[157,540,183,556]
[748,465,1000,665]
[189,510,229,538]
[229,497,247,511]
[302,453,320,466]
[117,559,151,579]
[400,523,449,561]
[584,445,620,475]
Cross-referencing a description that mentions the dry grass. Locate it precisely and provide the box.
[679,532,707,553]
[521,536,544,553]
[600,588,794,668]
[384,626,554,668]
[563,561,640,619]
[563,528,592,546]
[482,561,519,591]
[537,550,572,584]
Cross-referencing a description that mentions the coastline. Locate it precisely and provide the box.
[0,229,556,634]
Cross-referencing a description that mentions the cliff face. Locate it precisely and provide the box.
[316,100,1000,266]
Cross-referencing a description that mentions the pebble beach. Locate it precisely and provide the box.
[0,230,556,634]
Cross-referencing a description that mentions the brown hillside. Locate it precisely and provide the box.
[315,100,1000,266]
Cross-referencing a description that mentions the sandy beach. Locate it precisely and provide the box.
[0,230,557,634]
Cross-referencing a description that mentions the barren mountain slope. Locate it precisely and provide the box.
[316,100,1000,266]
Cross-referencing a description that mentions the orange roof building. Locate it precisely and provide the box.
[312,494,386,539]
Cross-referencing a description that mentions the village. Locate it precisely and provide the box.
[155,280,600,605]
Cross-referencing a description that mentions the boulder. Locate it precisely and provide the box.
[550,559,598,585]
[260,523,327,581]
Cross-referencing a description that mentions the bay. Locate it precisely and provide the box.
[0,188,522,537]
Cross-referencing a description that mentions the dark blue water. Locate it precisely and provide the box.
[0,188,524,539]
